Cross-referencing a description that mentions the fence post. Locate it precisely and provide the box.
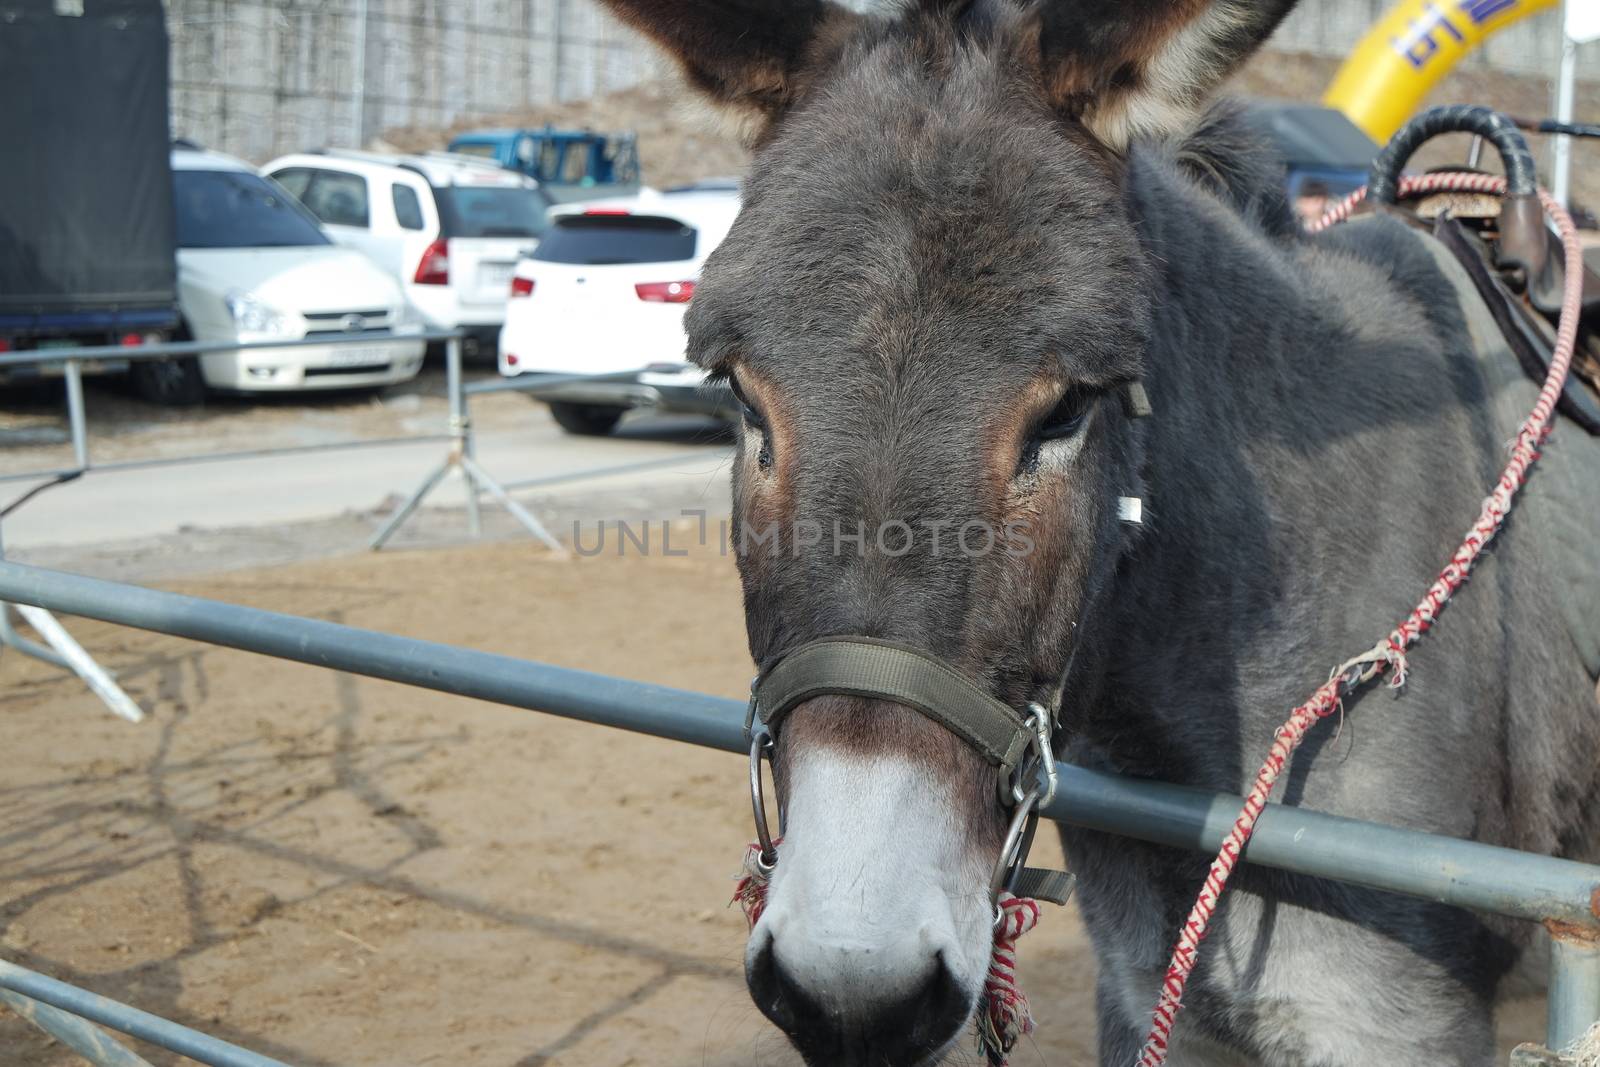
[1548,930,1600,1054]
[371,335,564,553]
[0,526,141,721]
[0,987,155,1067]
[64,358,90,471]
[446,336,483,539]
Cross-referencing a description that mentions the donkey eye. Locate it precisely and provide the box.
[729,376,767,430]
[1033,389,1095,442]
[729,376,774,471]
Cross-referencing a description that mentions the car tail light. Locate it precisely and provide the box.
[414,238,450,285]
[505,353,520,367]
[510,276,535,298]
[118,332,143,347]
[0,338,10,353]
[635,281,695,304]
[584,207,630,216]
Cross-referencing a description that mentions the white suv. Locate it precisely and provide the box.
[145,146,424,404]
[498,188,740,435]
[263,150,553,359]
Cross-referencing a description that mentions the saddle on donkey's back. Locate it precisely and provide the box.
[1373,163,1600,688]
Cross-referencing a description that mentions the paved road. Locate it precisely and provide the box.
[2,405,734,551]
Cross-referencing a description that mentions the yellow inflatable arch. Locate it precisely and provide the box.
[1323,0,1559,143]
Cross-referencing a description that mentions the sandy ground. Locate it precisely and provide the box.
[0,530,1552,1066]
[0,535,1101,1067]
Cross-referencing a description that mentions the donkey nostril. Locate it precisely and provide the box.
[746,934,807,1035]
[900,950,971,1053]
[747,938,974,1066]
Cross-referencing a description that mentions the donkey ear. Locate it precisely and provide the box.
[597,0,860,137]
[1030,0,1297,149]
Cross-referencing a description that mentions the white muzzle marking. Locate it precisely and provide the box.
[749,748,993,1019]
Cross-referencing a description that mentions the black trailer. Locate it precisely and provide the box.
[0,0,178,386]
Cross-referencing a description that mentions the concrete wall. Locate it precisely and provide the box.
[167,0,1592,165]
[167,0,659,163]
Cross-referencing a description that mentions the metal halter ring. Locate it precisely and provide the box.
[749,729,778,870]
[989,786,1042,926]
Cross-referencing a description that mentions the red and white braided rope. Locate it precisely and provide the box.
[981,893,1042,1065]
[1137,173,1587,1066]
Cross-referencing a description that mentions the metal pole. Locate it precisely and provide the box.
[371,335,571,551]
[459,455,564,552]
[352,0,368,148]
[445,336,482,539]
[1549,933,1600,1053]
[1,559,1598,935]
[0,987,156,1067]
[0,527,139,720]
[1551,34,1578,210]
[13,605,144,722]
[0,959,291,1067]
[63,358,90,471]
[0,603,71,669]
[552,0,565,101]
[367,457,452,550]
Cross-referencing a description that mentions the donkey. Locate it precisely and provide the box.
[597,0,1600,1063]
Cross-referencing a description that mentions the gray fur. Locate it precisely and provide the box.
[612,0,1600,1062]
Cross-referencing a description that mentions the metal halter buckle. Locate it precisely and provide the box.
[1007,701,1058,808]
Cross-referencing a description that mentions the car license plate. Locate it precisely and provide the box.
[479,262,514,291]
[325,345,395,367]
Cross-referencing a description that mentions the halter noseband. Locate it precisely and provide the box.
[740,381,1155,917]
[744,636,1076,918]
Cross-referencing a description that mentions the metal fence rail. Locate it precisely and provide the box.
[0,557,1597,1062]
[0,959,290,1067]
[0,329,464,487]
[0,330,477,725]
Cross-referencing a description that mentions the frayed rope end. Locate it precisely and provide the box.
[979,893,1041,1066]
[731,841,776,929]
[1570,1021,1600,1067]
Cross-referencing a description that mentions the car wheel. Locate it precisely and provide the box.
[547,401,625,436]
[131,355,206,406]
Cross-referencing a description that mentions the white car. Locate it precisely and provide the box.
[263,150,552,360]
[497,188,740,435]
[139,146,425,405]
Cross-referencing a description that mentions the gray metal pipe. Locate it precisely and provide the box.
[1549,934,1600,1052]
[63,359,90,470]
[0,435,451,487]
[463,368,651,397]
[0,560,742,753]
[0,560,1597,935]
[0,329,463,369]
[0,960,290,1067]
[1040,767,1600,934]
[0,987,155,1067]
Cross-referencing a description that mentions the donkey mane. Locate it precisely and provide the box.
[1170,103,1300,236]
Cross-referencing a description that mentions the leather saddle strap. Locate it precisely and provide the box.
[752,636,1032,777]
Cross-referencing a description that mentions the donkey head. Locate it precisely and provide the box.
[599,1,1293,1062]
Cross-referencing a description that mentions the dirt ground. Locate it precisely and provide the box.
[0,534,1101,1067]
[0,531,1552,1066]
